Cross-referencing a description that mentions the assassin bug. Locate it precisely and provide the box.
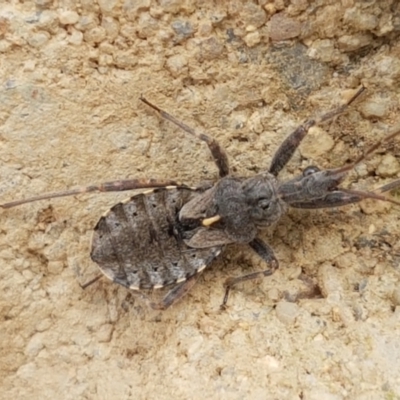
[2,86,400,309]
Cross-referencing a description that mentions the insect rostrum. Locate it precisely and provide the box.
[2,86,400,310]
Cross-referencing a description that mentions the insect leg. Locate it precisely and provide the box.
[269,86,365,177]
[80,274,103,289]
[0,178,183,208]
[289,188,400,209]
[82,274,198,310]
[149,275,199,310]
[221,238,279,308]
[378,178,400,194]
[140,96,230,178]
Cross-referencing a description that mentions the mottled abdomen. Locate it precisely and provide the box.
[90,187,221,290]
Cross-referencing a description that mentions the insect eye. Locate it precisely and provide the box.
[303,165,320,177]
[258,199,271,210]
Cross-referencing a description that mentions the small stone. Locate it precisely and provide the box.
[299,126,335,159]
[318,263,344,299]
[75,15,97,32]
[38,10,59,34]
[312,5,340,38]
[166,54,188,77]
[171,20,194,40]
[47,261,64,274]
[123,0,151,20]
[368,224,376,235]
[35,318,52,332]
[287,0,308,15]
[68,29,83,45]
[343,8,378,31]
[99,54,113,66]
[114,51,137,69]
[198,21,212,37]
[23,60,36,71]
[335,252,361,270]
[84,26,106,43]
[359,98,389,119]
[244,31,261,47]
[137,13,159,39]
[210,11,226,25]
[98,0,118,13]
[269,12,301,41]
[58,10,80,25]
[198,37,224,61]
[360,198,391,215]
[27,31,50,48]
[376,154,400,178]
[267,288,280,301]
[308,39,335,63]
[101,17,120,40]
[376,56,400,81]
[96,324,113,342]
[242,3,267,29]
[337,33,372,52]
[158,0,183,13]
[275,301,299,325]
[25,334,44,356]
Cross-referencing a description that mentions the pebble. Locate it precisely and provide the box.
[317,263,344,299]
[171,20,194,39]
[98,0,118,13]
[241,2,267,30]
[343,8,378,31]
[27,31,50,48]
[95,324,113,343]
[269,12,302,41]
[244,31,261,47]
[58,10,80,25]
[299,126,335,159]
[101,17,120,40]
[275,301,300,325]
[359,98,389,119]
[166,54,188,77]
[114,51,137,68]
[198,37,224,61]
[337,33,372,52]
[75,15,97,32]
[84,26,106,44]
[307,39,343,64]
[68,29,83,45]
[376,154,400,177]
[38,10,59,34]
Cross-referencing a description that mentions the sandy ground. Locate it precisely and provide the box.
[1,1,400,399]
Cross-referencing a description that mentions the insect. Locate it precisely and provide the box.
[1,86,400,310]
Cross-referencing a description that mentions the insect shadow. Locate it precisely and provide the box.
[2,86,400,310]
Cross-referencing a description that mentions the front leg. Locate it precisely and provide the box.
[269,86,365,177]
[222,237,279,308]
[289,186,400,209]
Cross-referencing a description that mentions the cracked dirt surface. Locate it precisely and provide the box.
[1,1,400,399]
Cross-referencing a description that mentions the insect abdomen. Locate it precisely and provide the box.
[90,187,221,290]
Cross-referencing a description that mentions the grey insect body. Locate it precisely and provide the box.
[2,86,400,310]
[91,186,221,290]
